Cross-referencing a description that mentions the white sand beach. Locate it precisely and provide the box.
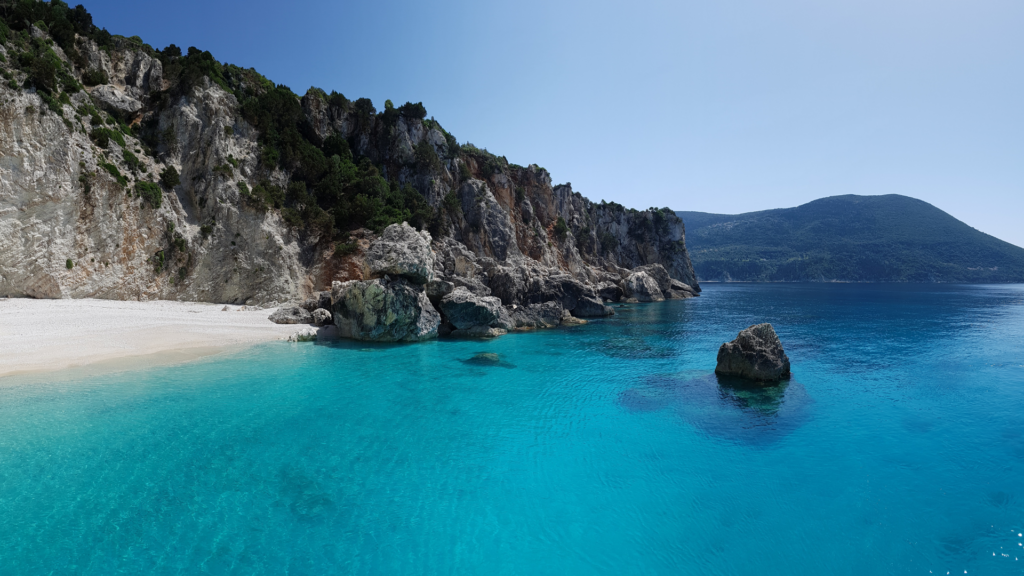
[0,298,300,378]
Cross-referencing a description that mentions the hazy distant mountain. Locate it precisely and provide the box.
[677,195,1024,283]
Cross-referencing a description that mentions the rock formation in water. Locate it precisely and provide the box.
[715,323,791,382]
[0,4,700,337]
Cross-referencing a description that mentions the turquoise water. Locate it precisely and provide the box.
[2,284,1024,575]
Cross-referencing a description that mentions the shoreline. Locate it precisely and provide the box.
[0,298,299,380]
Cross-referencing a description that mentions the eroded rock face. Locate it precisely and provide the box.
[508,301,563,329]
[715,323,791,382]
[365,222,435,284]
[269,307,312,324]
[90,84,143,116]
[572,296,614,317]
[331,278,440,342]
[439,287,513,332]
[624,271,665,302]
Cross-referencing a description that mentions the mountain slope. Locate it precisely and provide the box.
[677,195,1024,282]
[0,1,697,303]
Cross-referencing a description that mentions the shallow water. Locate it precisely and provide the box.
[1,284,1023,575]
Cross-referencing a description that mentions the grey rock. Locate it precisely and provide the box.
[572,296,615,317]
[623,271,665,302]
[90,84,143,116]
[269,307,313,324]
[597,281,623,302]
[425,279,455,305]
[508,301,564,329]
[439,287,514,332]
[634,264,672,293]
[560,309,588,326]
[311,307,333,326]
[451,326,508,338]
[365,222,435,284]
[715,323,791,382]
[287,327,318,342]
[331,278,440,342]
[668,278,699,298]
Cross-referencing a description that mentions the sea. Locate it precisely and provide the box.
[1,284,1022,575]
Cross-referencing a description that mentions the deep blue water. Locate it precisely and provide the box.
[2,284,1024,575]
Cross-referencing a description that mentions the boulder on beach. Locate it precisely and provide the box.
[715,323,791,382]
[311,308,332,326]
[268,307,313,324]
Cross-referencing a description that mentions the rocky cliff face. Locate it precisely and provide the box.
[0,23,698,306]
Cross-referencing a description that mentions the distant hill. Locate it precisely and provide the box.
[677,195,1024,283]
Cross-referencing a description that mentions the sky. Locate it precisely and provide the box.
[81,0,1024,246]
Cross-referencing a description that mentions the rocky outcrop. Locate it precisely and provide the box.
[715,323,791,382]
[269,307,312,324]
[330,278,440,342]
[624,271,665,302]
[438,287,514,337]
[0,21,700,319]
[365,223,435,284]
[311,308,332,326]
[508,301,564,329]
[572,296,614,317]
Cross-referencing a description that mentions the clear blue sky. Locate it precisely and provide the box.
[82,0,1024,247]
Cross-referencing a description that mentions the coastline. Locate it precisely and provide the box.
[0,298,298,380]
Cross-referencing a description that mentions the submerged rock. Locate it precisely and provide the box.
[365,222,435,284]
[269,307,313,324]
[459,352,517,368]
[331,278,440,342]
[715,323,791,382]
[560,310,588,326]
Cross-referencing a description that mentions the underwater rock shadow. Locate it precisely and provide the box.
[458,352,517,369]
[619,372,813,445]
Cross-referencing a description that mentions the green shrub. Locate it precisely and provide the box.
[99,162,127,187]
[81,68,108,86]
[136,181,162,208]
[212,163,232,178]
[90,127,125,148]
[200,224,213,239]
[554,217,569,240]
[66,258,73,270]
[223,125,233,136]
[79,174,91,196]
[122,149,142,172]
[515,186,526,203]
[160,166,180,188]
[459,162,472,180]
[154,250,165,273]
[227,155,238,168]
[398,101,427,120]
[414,140,441,172]
[334,241,357,257]
[599,230,619,254]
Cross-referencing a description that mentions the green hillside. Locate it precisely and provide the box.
[677,195,1024,282]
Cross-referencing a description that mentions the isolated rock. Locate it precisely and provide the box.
[572,296,615,317]
[90,84,143,116]
[311,307,332,326]
[715,323,791,382]
[439,287,514,332]
[286,327,318,342]
[623,271,665,302]
[365,222,435,284]
[269,307,313,324]
[331,278,440,342]
[508,301,564,329]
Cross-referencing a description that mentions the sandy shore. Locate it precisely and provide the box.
[0,298,301,378]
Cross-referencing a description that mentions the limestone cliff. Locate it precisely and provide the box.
[0,9,698,305]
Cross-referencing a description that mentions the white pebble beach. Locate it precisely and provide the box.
[0,298,299,378]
